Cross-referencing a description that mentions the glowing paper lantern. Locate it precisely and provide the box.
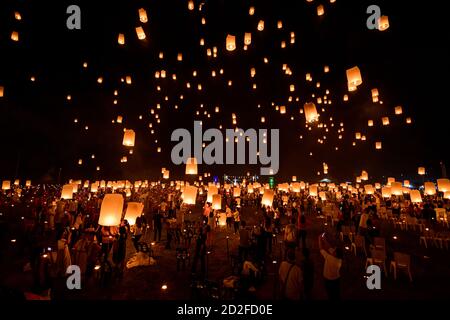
[163,170,170,179]
[226,35,236,51]
[207,185,218,203]
[185,157,198,175]
[2,181,11,190]
[444,192,450,200]
[218,212,227,226]
[233,187,241,198]
[391,182,403,196]
[292,176,297,182]
[382,117,390,126]
[0,86,4,97]
[375,142,382,150]
[91,184,98,193]
[395,106,403,115]
[303,103,319,123]
[261,190,274,207]
[309,185,318,197]
[98,194,124,226]
[257,20,264,31]
[368,120,374,127]
[125,202,144,225]
[437,179,450,192]
[418,167,426,175]
[118,33,125,45]
[11,31,19,42]
[410,190,422,203]
[361,171,369,181]
[319,191,326,200]
[138,8,148,23]
[123,130,135,147]
[61,184,74,200]
[346,66,362,87]
[378,16,389,31]
[424,182,436,195]
[188,0,194,10]
[364,185,374,195]
[136,27,146,40]
[26,180,31,187]
[183,186,198,205]
[317,5,325,16]
[403,180,410,187]
[381,187,391,198]
[291,183,301,193]
[212,194,222,210]
[375,183,381,189]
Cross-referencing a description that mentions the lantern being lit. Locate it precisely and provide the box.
[60,184,73,200]
[261,190,274,207]
[391,182,403,196]
[98,194,124,227]
[364,185,374,195]
[381,187,391,198]
[424,182,436,195]
[123,130,135,147]
[185,157,198,175]
[226,35,236,51]
[183,186,198,205]
[125,202,144,226]
[212,194,222,210]
[410,190,422,203]
[437,179,450,192]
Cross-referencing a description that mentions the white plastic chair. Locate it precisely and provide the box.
[390,252,412,282]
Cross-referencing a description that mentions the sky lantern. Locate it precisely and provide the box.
[395,106,403,115]
[418,167,426,175]
[188,0,194,10]
[368,120,374,127]
[212,194,222,210]
[319,191,327,200]
[61,184,74,199]
[1,180,11,191]
[249,7,255,15]
[381,186,391,198]
[26,180,31,187]
[291,183,301,193]
[0,86,4,97]
[185,157,198,175]
[437,178,450,192]
[303,102,319,123]
[11,31,19,42]
[391,182,403,195]
[207,185,218,203]
[136,27,146,40]
[378,16,390,31]
[403,180,411,187]
[183,186,197,205]
[98,194,124,226]
[257,20,264,31]
[261,189,274,207]
[424,182,436,195]
[343,94,348,101]
[91,184,98,193]
[410,190,422,203]
[364,184,375,195]
[382,117,390,126]
[244,33,252,45]
[375,183,381,189]
[375,141,382,150]
[406,117,412,124]
[163,170,170,179]
[125,202,144,225]
[444,192,450,200]
[361,171,369,180]
[346,66,362,87]
[138,8,148,23]
[233,187,241,198]
[292,176,297,182]
[122,129,135,147]
[317,5,325,16]
[118,33,125,45]
[226,35,236,51]
[309,185,318,197]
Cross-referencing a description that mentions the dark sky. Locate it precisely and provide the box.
[0,0,449,184]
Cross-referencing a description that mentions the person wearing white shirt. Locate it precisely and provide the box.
[319,234,343,300]
[278,249,303,300]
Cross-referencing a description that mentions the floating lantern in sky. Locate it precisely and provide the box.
[346,66,362,87]
[249,6,255,15]
[183,186,197,205]
[185,157,198,175]
[395,106,403,115]
[378,16,389,31]
[163,170,170,179]
[136,27,146,40]
[303,102,319,123]
[382,117,390,126]
[11,31,19,42]
[317,5,325,16]
[309,185,318,197]
[368,120,374,127]
[233,187,241,198]
[226,35,236,51]
[15,12,21,20]
[387,177,395,186]
[99,194,124,226]
[418,167,426,175]
[410,190,422,203]
[138,8,148,23]
[257,20,264,31]
[122,130,135,147]
[375,141,382,150]
[0,86,4,97]
[406,117,412,124]
[244,33,252,45]
[118,33,125,45]
[391,182,403,195]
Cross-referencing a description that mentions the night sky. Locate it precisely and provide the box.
[0,0,449,184]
